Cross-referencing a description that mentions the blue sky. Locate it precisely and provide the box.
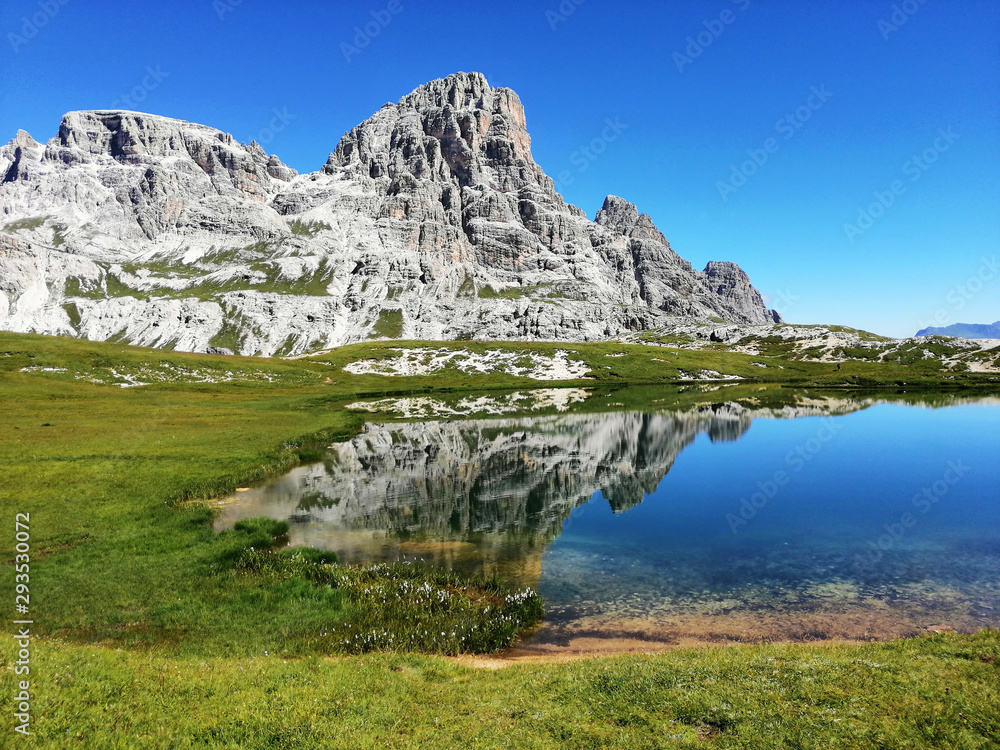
[1,0,997,337]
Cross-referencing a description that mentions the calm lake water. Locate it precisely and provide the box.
[216,392,1000,647]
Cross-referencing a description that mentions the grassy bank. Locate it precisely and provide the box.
[6,631,999,748]
[1,331,998,747]
[1,334,550,657]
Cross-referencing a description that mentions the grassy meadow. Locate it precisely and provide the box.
[1,330,998,748]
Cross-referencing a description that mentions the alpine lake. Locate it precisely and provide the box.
[216,387,1000,655]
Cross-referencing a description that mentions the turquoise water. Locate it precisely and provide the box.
[536,402,999,641]
[217,395,1000,642]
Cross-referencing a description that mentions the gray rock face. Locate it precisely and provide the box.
[0,72,781,355]
[703,261,782,325]
[594,195,667,244]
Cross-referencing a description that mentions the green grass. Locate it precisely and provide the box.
[370,308,404,339]
[305,338,999,390]
[477,283,552,299]
[457,273,476,297]
[62,256,338,305]
[4,632,998,748]
[199,242,273,265]
[119,258,205,279]
[105,271,150,300]
[637,331,697,347]
[207,311,245,353]
[2,215,46,232]
[808,324,893,342]
[289,219,332,236]
[0,333,545,660]
[62,302,82,329]
[234,551,543,654]
[1,331,998,747]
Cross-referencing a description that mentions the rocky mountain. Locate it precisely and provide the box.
[0,72,780,356]
[916,321,1000,339]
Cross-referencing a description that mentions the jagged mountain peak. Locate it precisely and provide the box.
[11,129,40,149]
[324,70,538,196]
[0,73,781,355]
[57,110,228,155]
[595,195,668,245]
[399,71,498,107]
[596,195,639,224]
[42,110,297,185]
[703,261,781,325]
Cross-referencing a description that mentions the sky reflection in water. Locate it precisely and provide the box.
[216,395,1000,643]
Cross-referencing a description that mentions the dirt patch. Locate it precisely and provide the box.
[450,609,977,668]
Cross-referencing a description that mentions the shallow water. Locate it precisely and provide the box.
[216,392,1000,647]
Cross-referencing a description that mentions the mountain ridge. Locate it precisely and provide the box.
[1,71,781,356]
[916,321,1000,340]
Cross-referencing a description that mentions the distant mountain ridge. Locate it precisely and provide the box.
[0,72,780,356]
[916,322,1000,339]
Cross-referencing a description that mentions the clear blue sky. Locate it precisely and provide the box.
[2,0,997,337]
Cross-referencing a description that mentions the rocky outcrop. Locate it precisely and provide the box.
[626,320,1000,373]
[0,73,781,355]
[703,262,782,325]
[594,195,667,244]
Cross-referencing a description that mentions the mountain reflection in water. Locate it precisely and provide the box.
[216,393,1000,648]
[217,402,818,574]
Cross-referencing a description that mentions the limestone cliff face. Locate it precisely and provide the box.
[703,261,782,325]
[0,72,781,355]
